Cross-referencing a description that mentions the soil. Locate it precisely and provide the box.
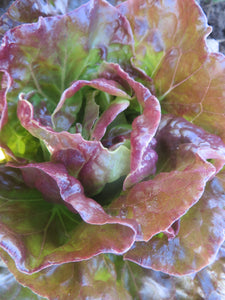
[0,0,13,16]
[199,0,225,54]
[0,0,225,54]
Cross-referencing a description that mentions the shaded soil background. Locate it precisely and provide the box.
[199,0,225,53]
[0,0,13,15]
[0,0,225,54]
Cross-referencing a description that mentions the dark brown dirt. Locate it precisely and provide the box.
[199,0,225,54]
[0,0,13,16]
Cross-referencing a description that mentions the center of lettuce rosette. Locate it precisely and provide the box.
[16,62,160,205]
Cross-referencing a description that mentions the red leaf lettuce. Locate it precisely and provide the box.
[0,0,225,298]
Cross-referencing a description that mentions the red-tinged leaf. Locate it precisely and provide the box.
[49,61,155,150]
[101,124,132,148]
[195,242,225,299]
[119,1,225,142]
[0,0,134,105]
[0,101,43,161]
[0,165,136,274]
[123,99,160,189]
[0,0,134,160]
[0,69,11,129]
[161,53,225,143]
[156,115,225,174]
[1,214,224,299]
[78,144,131,196]
[91,98,130,141]
[0,0,73,40]
[124,173,225,275]
[51,77,130,132]
[2,242,223,300]
[112,243,225,300]
[97,62,161,188]
[0,251,132,300]
[119,0,210,97]
[109,116,225,242]
[110,154,215,242]
[82,89,99,139]
[0,0,124,40]
[0,263,46,300]
[11,161,133,227]
[117,258,186,299]
[18,97,131,195]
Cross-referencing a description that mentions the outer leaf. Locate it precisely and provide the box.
[110,154,215,242]
[112,242,225,300]
[0,164,136,273]
[195,242,225,300]
[156,115,225,174]
[0,251,132,300]
[0,0,68,41]
[119,0,210,95]
[119,1,225,143]
[124,173,225,275]
[0,264,46,300]
[109,115,225,242]
[0,0,133,101]
[2,245,225,300]
[1,0,121,39]
[0,69,11,129]
[116,258,184,299]
[0,0,134,160]
[12,161,134,227]
[162,53,225,143]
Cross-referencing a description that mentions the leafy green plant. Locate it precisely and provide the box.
[0,0,224,299]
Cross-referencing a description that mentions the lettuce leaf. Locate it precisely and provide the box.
[0,261,46,300]
[0,165,136,274]
[1,243,225,300]
[124,174,225,275]
[118,0,210,96]
[0,0,225,298]
[0,0,134,159]
[118,1,225,143]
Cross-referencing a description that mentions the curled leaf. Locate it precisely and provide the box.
[109,116,225,243]
[18,97,131,195]
[124,173,225,275]
[119,0,210,97]
[0,164,136,273]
